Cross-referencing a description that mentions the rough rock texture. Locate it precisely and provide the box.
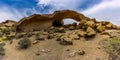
[17,10,89,31]
[15,10,119,32]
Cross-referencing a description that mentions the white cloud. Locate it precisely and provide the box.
[0,6,38,22]
[37,0,84,11]
[82,0,120,25]
[0,0,120,26]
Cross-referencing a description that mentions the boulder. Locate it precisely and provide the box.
[105,23,113,29]
[96,24,106,32]
[85,21,95,29]
[86,27,96,37]
[57,36,73,45]
[59,38,73,45]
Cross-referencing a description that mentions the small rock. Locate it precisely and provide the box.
[59,38,73,45]
[35,35,44,40]
[47,34,54,39]
[86,27,96,37]
[69,26,75,30]
[66,49,70,51]
[69,51,77,57]
[33,41,39,45]
[77,50,85,55]
[41,49,50,53]
[41,49,45,52]
[42,32,48,35]
[35,51,40,56]
[50,26,54,30]
[58,27,65,33]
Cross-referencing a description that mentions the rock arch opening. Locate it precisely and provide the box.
[63,18,79,25]
[52,18,80,27]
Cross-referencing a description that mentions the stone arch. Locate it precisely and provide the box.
[17,10,90,31]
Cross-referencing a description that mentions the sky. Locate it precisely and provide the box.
[0,0,120,25]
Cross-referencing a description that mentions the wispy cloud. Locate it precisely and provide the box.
[0,0,120,26]
[0,5,38,22]
[82,0,120,25]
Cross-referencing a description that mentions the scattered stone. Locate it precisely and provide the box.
[41,49,50,53]
[18,38,31,49]
[36,52,40,56]
[42,32,48,35]
[96,24,105,32]
[86,27,96,37]
[49,26,54,30]
[35,51,40,56]
[47,34,54,39]
[68,51,77,57]
[85,21,95,29]
[66,49,70,51]
[41,49,46,52]
[69,26,75,30]
[76,30,87,37]
[106,23,113,29]
[56,37,61,41]
[58,27,65,33]
[77,50,85,55]
[35,35,44,40]
[59,38,73,45]
[33,41,39,45]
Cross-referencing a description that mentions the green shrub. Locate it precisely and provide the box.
[0,36,11,42]
[0,26,10,33]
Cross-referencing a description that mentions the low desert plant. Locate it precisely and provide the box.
[105,37,120,59]
[0,26,10,34]
[0,36,11,42]
[18,37,31,49]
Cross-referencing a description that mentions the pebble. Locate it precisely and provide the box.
[68,51,77,57]
[33,41,39,45]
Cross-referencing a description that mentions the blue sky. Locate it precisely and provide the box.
[0,0,120,25]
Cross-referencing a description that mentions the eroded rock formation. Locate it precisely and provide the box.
[16,10,119,32]
[17,10,89,31]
